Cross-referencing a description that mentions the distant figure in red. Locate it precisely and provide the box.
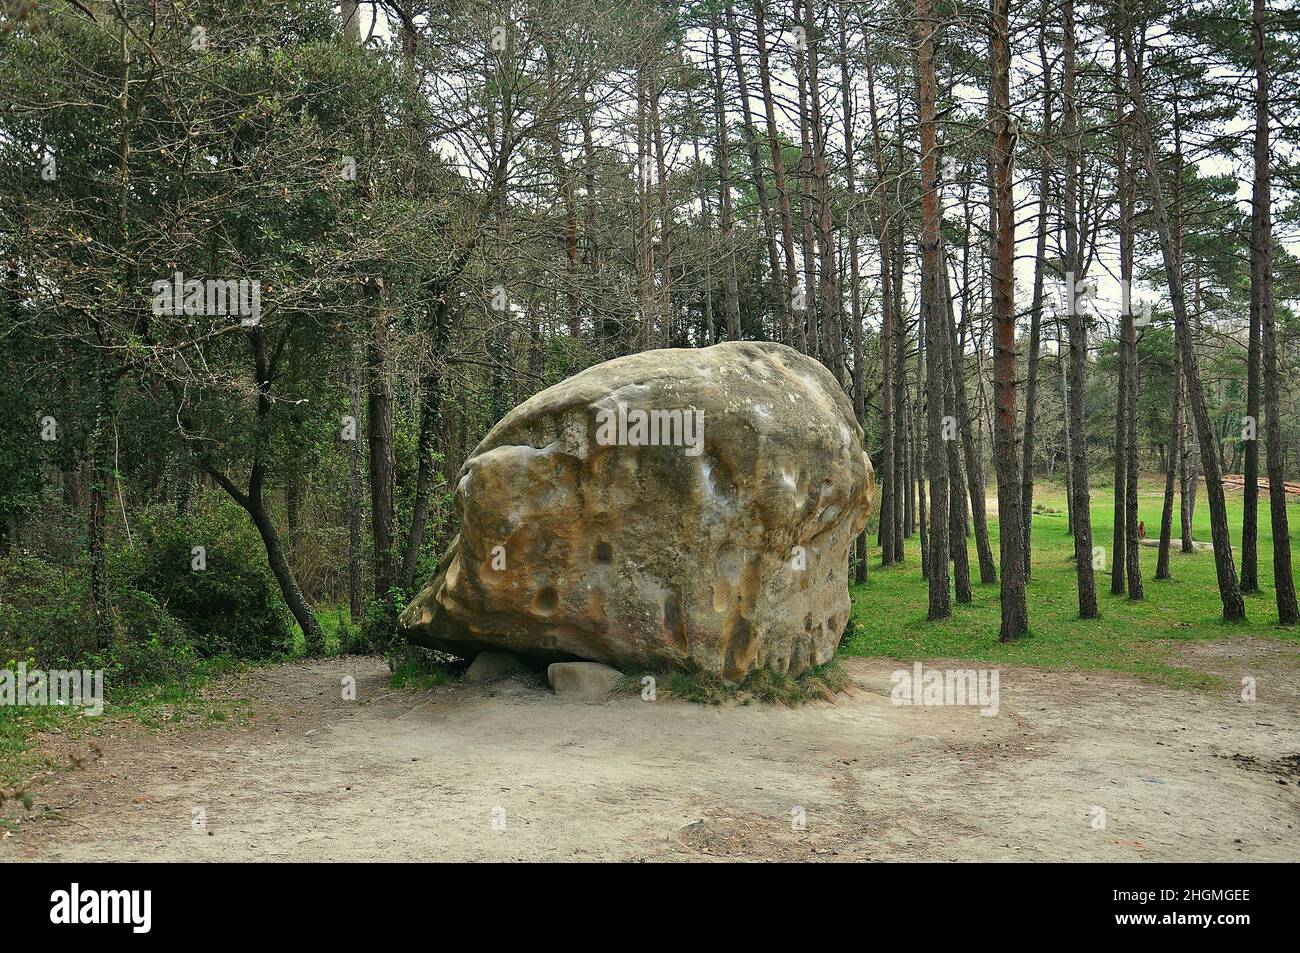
[1138,520,1146,539]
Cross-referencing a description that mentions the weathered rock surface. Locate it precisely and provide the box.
[547,662,623,702]
[399,340,874,681]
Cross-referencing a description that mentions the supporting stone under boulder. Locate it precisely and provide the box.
[547,662,622,702]
[399,340,873,682]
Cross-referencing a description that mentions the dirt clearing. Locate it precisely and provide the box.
[3,646,1298,862]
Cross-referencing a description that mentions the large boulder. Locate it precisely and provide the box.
[399,340,873,681]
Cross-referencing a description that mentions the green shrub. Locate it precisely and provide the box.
[126,495,292,660]
[0,556,198,685]
[0,552,95,667]
[100,588,199,684]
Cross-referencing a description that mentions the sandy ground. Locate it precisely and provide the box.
[3,643,1298,862]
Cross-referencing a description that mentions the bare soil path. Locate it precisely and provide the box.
[3,646,1298,862]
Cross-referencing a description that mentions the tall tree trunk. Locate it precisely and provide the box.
[366,280,397,615]
[1110,36,1128,597]
[346,348,365,620]
[1110,353,1127,595]
[687,83,716,346]
[248,495,322,654]
[803,0,843,380]
[711,23,743,340]
[197,328,326,653]
[724,0,788,341]
[916,404,929,576]
[989,0,1028,639]
[635,68,655,350]
[401,296,452,595]
[904,388,916,539]
[1022,24,1053,582]
[1118,45,1143,602]
[1058,317,1075,535]
[1063,0,1098,618]
[1241,30,1263,596]
[753,0,804,351]
[1172,89,1197,556]
[649,65,674,347]
[580,105,602,335]
[1253,0,1297,623]
[792,23,819,360]
[837,3,867,581]
[942,266,973,604]
[1121,26,1245,622]
[943,252,996,584]
[1156,343,1182,579]
[893,205,909,553]
[916,0,949,618]
[865,55,896,565]
[88,357,118,649]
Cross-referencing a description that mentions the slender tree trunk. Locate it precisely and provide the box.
[803,0,842,380]
[865,56,896,565]
[1058,317,1075,535]
[635,69,655,350]
[916,0,949,618]
[989,0,1028,638]
[1181,422,1199,551]
[347,348,365,619]
[649,66,674,347]
[1172,89,1197,556]
[904,389,915,540]
[793,25,819,360]
[198,328,326,653]
[687,86,716,346]
[248,495,323,653]
[1111,38,1129,597]
[1022,26,1052,582]
[1118,51,1143,601]
[837,3,867,580]
[916,410,929,577]
[1111,360,1127,595]
[724,0,788,341]
[580,105,601,333]
[1241,27,1263,596]
[88,358,118,649]
[401,296,451,595]
[1253,0,1297,623]
[1122,26,1245,622]
[1156,344,1182,579]
[711,23,743,340]
[753,0,803,351]
[894,216,909,553]
[366,280,397,611]
[943,253,996,584]
[942,268,972,604]
[1064,0,1098,618]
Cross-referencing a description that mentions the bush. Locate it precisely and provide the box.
[0,556,198,685]
[0,552,93,667]
[100,588,199,684]
[126,495,292,660]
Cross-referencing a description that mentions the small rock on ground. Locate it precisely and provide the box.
[466,650,530,682]
[547,662,623,701]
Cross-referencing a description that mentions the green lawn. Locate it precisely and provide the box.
[843,478,1300,688]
